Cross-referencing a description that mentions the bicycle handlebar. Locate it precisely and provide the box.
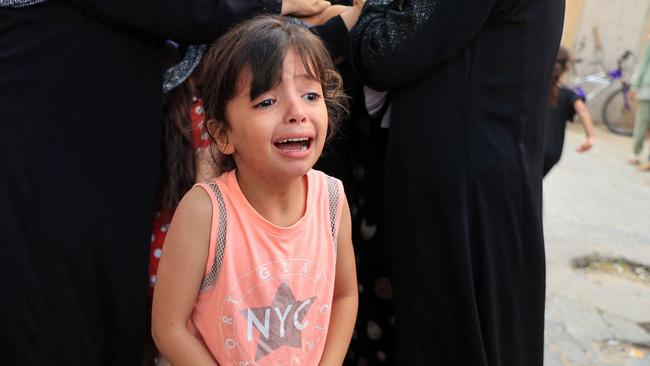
[617,50,633,68]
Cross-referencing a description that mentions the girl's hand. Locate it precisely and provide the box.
[300,5,349,26]
[281,0,332,17]
[577,136,594,152]
[340,0,365,30]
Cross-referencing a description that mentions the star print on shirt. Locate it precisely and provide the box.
[240,282,316,361]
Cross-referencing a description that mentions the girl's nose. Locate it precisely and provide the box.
[285,93,308,124]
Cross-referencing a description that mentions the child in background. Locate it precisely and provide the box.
[148,42,215,294]
[544,46,595,177]
[152,15,357,366]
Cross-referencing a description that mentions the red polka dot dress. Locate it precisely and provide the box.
[148,96,210,291]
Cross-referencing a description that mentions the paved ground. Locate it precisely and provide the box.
[543,123,650,365]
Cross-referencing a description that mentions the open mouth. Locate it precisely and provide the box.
[273,137,312,152]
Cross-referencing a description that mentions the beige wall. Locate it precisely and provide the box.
[569,0,650,70]
[559,0,650,122]
[561,0,585,49]
[640,7,650,50]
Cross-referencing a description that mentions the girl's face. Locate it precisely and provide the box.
[220,49,328,182]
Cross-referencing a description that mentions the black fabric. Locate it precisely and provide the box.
[311,14,348,59]
[349,0,564,365]
[316,61,396,364]
[0,2,272,364]
[318,6,397,361]
[543,87,581,176]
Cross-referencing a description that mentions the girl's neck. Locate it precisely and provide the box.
[234,169,308,227]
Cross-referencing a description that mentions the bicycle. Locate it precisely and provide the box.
[570,50,636,136]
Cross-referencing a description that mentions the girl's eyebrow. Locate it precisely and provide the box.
[294,73,319,82]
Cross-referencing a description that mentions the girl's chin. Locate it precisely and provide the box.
[277,160,319,179]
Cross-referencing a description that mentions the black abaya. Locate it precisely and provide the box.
[0,1,279,364]
[349,0,564,365]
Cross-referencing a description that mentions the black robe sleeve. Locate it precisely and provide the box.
[311,15,348,58]
[65,0,282,42]
[349,0,500,90]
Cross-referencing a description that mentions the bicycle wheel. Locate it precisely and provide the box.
[602,87,635,136]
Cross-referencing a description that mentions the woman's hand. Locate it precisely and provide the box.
[281,0,332,17]
[300,5,349,26]
[340,0,365,30]
[300,0,366,30]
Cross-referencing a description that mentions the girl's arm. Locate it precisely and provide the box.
[319,196,358,366]
[574,99,594,152]
[152,187,218,365]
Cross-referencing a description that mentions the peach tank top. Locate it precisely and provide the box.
[190,169,343,366]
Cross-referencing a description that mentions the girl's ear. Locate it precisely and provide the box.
[207,119,235,155]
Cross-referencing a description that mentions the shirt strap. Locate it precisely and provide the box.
[194,181,227,292]
[325,175,341,253]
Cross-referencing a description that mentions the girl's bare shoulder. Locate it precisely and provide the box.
[174,185,214,221]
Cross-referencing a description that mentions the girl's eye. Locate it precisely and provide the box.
[303,92,321,102]
[254,99,275,108]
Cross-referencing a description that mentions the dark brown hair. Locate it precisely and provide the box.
[549,45,571,105]
[199,15,347,172]
[159,44,198,210]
